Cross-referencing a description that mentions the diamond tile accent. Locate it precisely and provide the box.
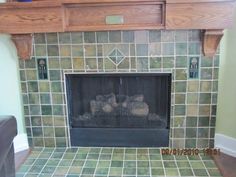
[108,48,125,64]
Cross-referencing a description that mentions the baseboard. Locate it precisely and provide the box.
[13,133,29,153]
[215,133,236,157]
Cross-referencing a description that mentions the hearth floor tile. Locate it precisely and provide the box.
[16,147,222,177]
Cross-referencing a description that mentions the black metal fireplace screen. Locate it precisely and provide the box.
[66,73,171,147]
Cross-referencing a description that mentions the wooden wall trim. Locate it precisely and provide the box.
[166,1,236,29]
[1,0,235,59]
[166,0,235,3]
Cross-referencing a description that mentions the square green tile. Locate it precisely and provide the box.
[84,45,96,57]
[43,127,54,137]
[150,57,161,69]
[136,44,148,56]
[55,137,67,147]
[47,45,59,56]
[193,169,208,176]
[109,167,122,176]
[97,32,108,43]
[190,161,205,169]
[40,94,51,104]
[35,45,47,56]
[83,160,97,168]
[207,168,222,176]
[163,57,174,68]
[49,70,61,81]
[60,45,71,57]
[201,56,213,67]
[137,161,149,167]
[48,58,60,69]
[28,82,39,92]
[25,58,36,69]
[123,31,134,43]
[30,105,41,115]
[95,168,109,175]
[85,58,97,70]
[175,81,187,92]
[29,93,40,104]
[61,58,72,69]
[111,160,123,167]
[34,34,46,44]
[123,167,136,175]
[175,69,187,80]
[162,43,174,55]
[163,161,177,168]
[71,32,83,44]
[174,105,186,116]
[31,116,42,126]
[165,168,179,176]
[84,32,96,43]
[176,56,187,68]
[187,93,198,104]
[59,33,71,44]
[136,57,148,71]
[51,82,62,92]
[68,166,82,174]
[185,139,197,148]
[41,105,52,115]
[109,31,121,43]
[179,169,193,176]
[149,30,161,42]
[188,42,200,55]
[46,33,58,44]
[55,127,66,137]
[137,168,150,175]
[176,43,187,55]
[186,128,197,138]
[72,45,84,57]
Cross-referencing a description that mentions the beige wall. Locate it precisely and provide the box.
[0,34,25,134]
[216,12,236,139]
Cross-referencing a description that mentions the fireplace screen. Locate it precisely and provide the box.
[66,73,171,147]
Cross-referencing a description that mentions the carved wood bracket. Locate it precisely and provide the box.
[11,34,33,60]
[202,29,224,57]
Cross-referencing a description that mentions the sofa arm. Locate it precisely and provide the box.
[0,116,17,176]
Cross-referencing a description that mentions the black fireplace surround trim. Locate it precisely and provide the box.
[66,73,172,147]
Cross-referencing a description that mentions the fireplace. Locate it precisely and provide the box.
[65,73,171,147]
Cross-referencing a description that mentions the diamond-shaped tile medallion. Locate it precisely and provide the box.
[108,48,125,64]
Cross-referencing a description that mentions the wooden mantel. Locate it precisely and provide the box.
[0,0,236,59]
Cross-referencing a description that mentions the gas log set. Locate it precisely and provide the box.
[72,93,166,128]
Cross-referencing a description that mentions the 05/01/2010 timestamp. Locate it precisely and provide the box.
[161,148,221,156]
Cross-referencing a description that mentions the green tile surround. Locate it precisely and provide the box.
[16,147,222,177]
[19,30,219,148]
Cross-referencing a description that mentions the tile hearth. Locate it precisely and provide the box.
[16,147,221,177]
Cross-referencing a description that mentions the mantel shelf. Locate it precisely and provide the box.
[1,0,236,59]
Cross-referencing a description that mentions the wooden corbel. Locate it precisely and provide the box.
[202,29,224,57]
[11,34,33,60]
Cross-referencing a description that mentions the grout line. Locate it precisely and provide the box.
[160,149,167,177]
[107,147,114,177]
[38,148,56,175]
[65,147,79,176]
[173,155,181,177]
[199,153,211,177]
[93,147,102,177]
[187,154,198,177]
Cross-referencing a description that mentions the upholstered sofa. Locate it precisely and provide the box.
[0,116,17,177]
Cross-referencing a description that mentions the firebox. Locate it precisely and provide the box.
[65,73,171,147]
